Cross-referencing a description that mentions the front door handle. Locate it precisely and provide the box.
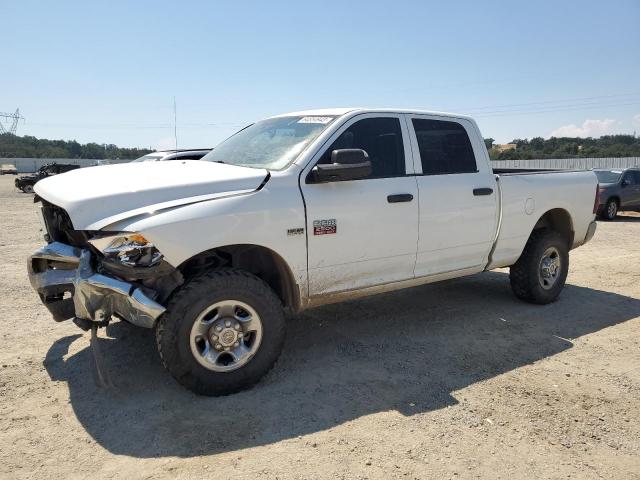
[473,188,494,196]
[387,193,414,203]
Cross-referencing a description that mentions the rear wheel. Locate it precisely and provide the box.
[601,199,618,220]
[156,269,286,396]
[509,230,569,304]
[23,184,34,193]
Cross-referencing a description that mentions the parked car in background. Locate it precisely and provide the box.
[1,164,18,175]
[594,168,640,220]
[28,108,598,396]
[15,163,80,193]
[131,149,211,162]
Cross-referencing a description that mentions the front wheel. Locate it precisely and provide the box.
[156,269,286,396]
[22,184,34,193]
[509,230,569,304]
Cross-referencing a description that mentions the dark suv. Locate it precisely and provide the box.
[15,163,80,193]
[595,168,640,220]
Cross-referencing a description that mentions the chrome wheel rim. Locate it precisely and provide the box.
[538,246,561,290]
[189,300,263,372]
[607,202,617,218]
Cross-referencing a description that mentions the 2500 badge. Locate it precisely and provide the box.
[313,219,337,235]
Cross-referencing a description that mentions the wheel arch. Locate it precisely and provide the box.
[605,195,620,206]
[531,208,574,248]
[177,244,301,313]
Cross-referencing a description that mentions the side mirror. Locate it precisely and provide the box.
[622,178,631,187]
[311,149,372,183]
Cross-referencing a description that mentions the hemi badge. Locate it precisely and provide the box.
[287,228,304,236]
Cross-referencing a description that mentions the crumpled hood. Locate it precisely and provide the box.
[35,160,268,230]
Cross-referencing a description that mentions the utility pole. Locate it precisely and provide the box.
[173,97,178,151]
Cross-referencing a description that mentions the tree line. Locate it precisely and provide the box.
[2,132,639,161]
[0,133,151,159]
[485,135,640,160]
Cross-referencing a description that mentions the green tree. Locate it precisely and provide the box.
[0,133,152,159]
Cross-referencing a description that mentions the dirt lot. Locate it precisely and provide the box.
[0,175,639,480]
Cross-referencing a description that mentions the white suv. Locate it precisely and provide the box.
[132,149,211,162]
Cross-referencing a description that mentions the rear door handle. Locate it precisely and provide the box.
[387,193,414,203]
[473,188,494,196]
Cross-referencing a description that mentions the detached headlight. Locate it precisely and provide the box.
[89,232,163,267]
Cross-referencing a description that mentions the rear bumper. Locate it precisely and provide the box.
[28,242,165,328]
[583,220,597,245]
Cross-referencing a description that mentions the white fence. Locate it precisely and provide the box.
[0,158,130,173]
[2,156,640,174]
[492,157,640,170]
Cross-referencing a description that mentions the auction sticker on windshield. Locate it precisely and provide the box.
[297,116,333,124]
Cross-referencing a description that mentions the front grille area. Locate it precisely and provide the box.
[40,200,90,247]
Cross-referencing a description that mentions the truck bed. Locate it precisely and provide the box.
[488,168,597,269]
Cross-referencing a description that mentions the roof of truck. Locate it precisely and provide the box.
[271,107,473,120]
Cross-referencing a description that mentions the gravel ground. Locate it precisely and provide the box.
[0,175,639,480]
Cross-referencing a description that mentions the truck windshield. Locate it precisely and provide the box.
[594,170,622,183]
[202,115,337,170]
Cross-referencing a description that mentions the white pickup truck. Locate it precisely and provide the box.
[28,108,598,395]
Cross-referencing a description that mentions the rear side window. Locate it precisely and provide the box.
[318,117,405,178]
[411,119,477,175]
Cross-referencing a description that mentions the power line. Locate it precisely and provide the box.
[14,92,640,131]
[22,121,247,130]
[472,100,640,118]
[458,92,640,112]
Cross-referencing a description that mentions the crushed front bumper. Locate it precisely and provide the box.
[28,242,166,328]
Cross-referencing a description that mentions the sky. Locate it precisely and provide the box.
[2,0,640,149]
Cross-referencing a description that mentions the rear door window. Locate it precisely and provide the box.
[411,119,477,175]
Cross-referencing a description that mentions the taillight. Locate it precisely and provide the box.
[593,184,600,214]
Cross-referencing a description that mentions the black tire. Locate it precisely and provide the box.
[509,230,569,305]
[156,268,286,396]
[601,199,618,220]
[23,184,34,193]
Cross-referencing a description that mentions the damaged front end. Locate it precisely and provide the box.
[28,201,182,330]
